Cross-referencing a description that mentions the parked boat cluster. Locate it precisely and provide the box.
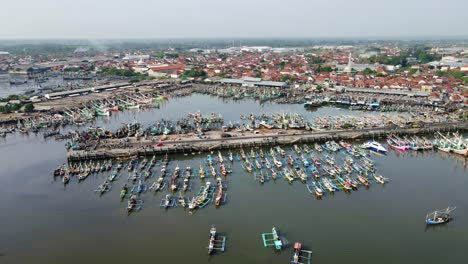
[53,151,231,214]
[238,141,389,198]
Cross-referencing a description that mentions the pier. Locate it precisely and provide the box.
[67,121,468,161]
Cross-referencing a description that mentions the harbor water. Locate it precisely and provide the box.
[0,96,466,264]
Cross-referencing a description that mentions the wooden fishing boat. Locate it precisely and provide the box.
[161,194,175,209]
[426,207,456,225]
[178,194,187,208]
[62,174,70,185]
[126,196,143,213]
[207,226,226,254]
[261,227,282,250]
[95,180,111,195]
[199,164,206,179]
[387,136,409,151]
[307,181,323,198]
[215,185,224,206]
[291,242,312,264]
[170,176,178,191]
[357,175,369,187]
[120,185,128,199]
[373,174,387,184]
[183,179,190,192]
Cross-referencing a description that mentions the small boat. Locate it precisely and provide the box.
[291,242,312,264]
[387,136,409,151]
[362,140,388,153]
[307,181,323,198]
[108,170,119,182]
[425,207,456,225]
[373,174,388,184]
[126,195,143,213]
[188,197,197,211]
[178,194,187,207]
[208,226,217,255]
[162,194,172,208]
[62,174,70,185]
[120,185,128,199]
[215,185,224,206]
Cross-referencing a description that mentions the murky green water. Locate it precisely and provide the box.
[0,95,466,264]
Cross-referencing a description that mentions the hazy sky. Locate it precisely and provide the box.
[0,0,467,39]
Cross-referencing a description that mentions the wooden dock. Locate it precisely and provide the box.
[67,121,468,161]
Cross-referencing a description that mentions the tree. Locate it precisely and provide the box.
[181,69,206,79]
[6,94,19,101]
[317,65,333,73]
[362,68,376,75]
[24,103,34,113]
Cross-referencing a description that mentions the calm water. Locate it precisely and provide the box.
[0,96,466,264]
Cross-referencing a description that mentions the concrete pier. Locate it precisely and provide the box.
[67,121,468,161]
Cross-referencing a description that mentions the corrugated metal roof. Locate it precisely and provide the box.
[219,78,287,87]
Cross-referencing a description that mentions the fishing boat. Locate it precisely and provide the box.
[361,140,388,153]
[126,195,143,213]
[95,180,111,195]
[108,170,119,182]
[273,156,282,168]
[357,175,369,187]
[162,194,173,208]
[178,194,187,207]
[150,177,165,192]
[199,164,206,179]
[373,174,388,184]
[261,227,282,250]
[120,185,128,199]
[307,181,323,198]
[314,143,322,152]
[188,197,197,211]
[62,174,70,185]
[387,136,409,151]
[182,178,190,192]
[170,176,178,191]
[291,242,312,264]
[215,185,224,206]
[425,207,456,225]
[207,225,226,254]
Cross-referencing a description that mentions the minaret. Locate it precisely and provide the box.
[344,52,353,73]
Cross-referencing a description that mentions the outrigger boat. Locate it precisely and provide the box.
[160,194,176,208]
[108,170,119,182]
[149,177,165,192]
[199,164,206,179]
[95,180,111,195]
[261,227,283,250]
[425,207,456,225]
[373,174,388,184]
[126,195,143,213]
[207,225,226,255]
[120,185,128,199]
[307,181,323,198]
[131,180,147,194]
[291,242,312,264]
[178,193,187,207]
[215,185,225,207]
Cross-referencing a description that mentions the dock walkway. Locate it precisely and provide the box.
[68,121,468,161]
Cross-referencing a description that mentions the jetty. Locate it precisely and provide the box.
[67,121,468,161]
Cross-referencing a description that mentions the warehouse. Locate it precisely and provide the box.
[219,77,288,88]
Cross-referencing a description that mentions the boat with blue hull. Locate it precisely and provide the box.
[426,207,456,225]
